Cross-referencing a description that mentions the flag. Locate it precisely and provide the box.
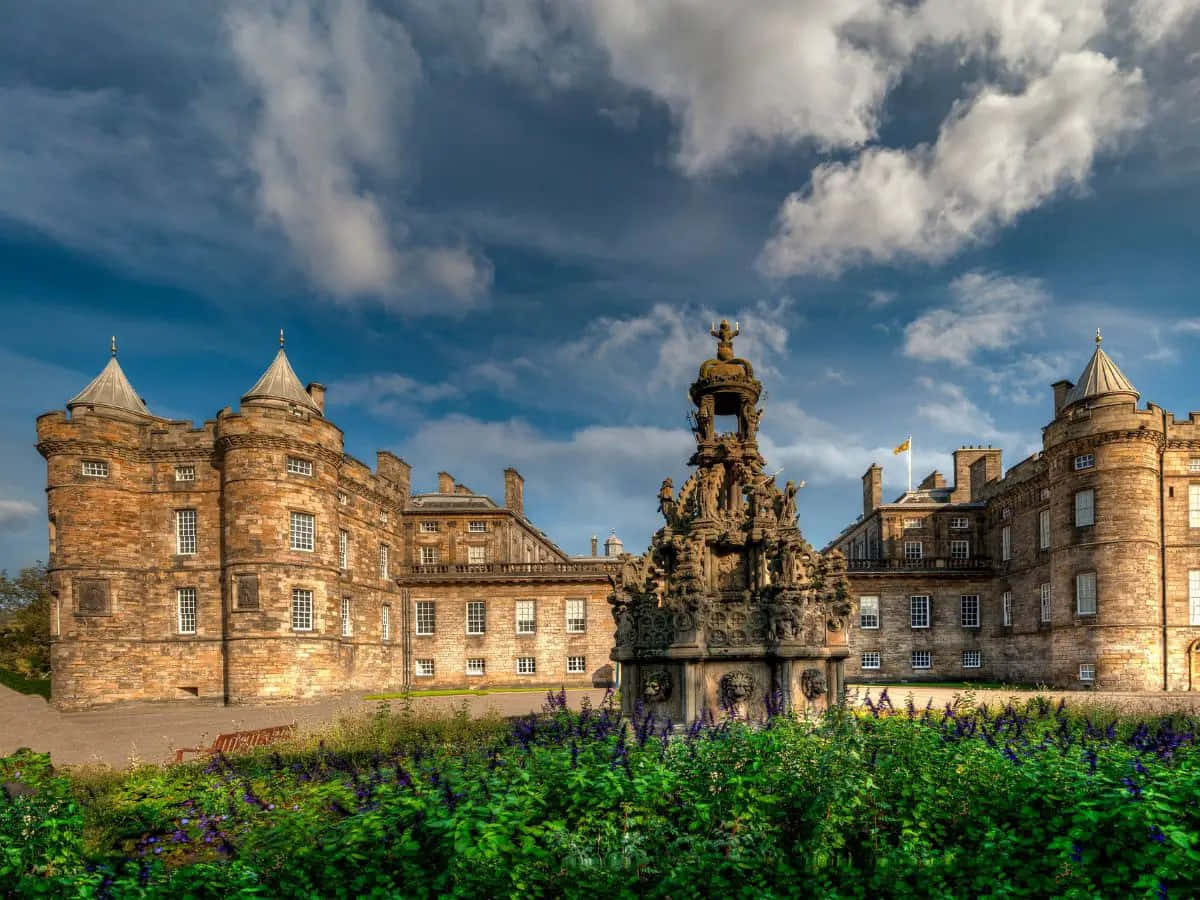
[893,437,910,455]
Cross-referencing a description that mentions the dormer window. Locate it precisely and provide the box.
[82,460,108,478]
[287,457,313,476]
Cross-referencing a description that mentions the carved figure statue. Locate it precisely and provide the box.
[699,466,722,519]
[801,668,828,701]
[765,597,800,642]
[695,395,714,441]
[657,477,676,522]
[741,404,761,440]
[780,480,799,527]
[710,319,740,361]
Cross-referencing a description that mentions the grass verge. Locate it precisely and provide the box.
[364,685,596,700]
[0,668,51,699]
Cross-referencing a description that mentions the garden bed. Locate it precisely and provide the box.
[2,690,1198,897]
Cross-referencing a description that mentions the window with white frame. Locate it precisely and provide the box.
[175,465,195,482]
[1074,453,1094,471]
[1040,487,1050,500]
[1040,583,1051,623]
[290,512,314,551]
[177,587,197,634]
[1190,570,1200,626]
[1079,663,1095,683]
[339,530,348,570]
[1075,489,1095,527]
[1076,572,1097,615]
[466,601,486,635]
[338,491,349,505]
[466,658,486,676]
[81,460,108,477]
[567,655,586,674]
[517,656,536,675]
[415,600,436,635]
[1002,507,1012,520]
[516,600,536,634]
[904,541,923,561]
[1190,459,1200,473]
[379,511,388,526]
[287,457,313,476]
[962,650,981,669]
[379,544,389,579]
[960,595,980,628]
[420,546,439,565]
[911,651,931,669]
[381,605,391,641]
[910,595,930,629]
[859,595,880,629]
[1001,525,1012,561]
[341,597,352,637]
[1190,484,1200,528]
[903,518,922,530]
[951,540,969,562]
[468,520,487,533]
[950,517,969,530]
[860,651,881,670]
[176,509,197,555]
[291,588,313,631]
[420,521,439,533]
[1002,590,1012,626]
[1039,509,1051,550]
[566,597,587,633]
[415,658,434,677]
[467,545,487,565]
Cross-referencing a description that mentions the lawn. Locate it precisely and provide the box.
[2,689,1198,897]
[364,684,598,700]
[0,667,50,699]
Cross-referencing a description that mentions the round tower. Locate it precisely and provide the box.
[1043,330,1163,690]
[216,334,345,701]
[36,340,164,708]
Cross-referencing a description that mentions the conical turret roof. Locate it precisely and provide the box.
[67,339,155,421]
[1062,330,1138,409]
[241,336,320,413]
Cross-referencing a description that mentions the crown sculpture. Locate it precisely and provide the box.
[608,320,851,719]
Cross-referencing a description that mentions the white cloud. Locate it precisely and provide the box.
[904,271,1049,366]
[227,0,491,308]
[761,52,1146,276]
[822,368,854,385]
[867,290,896,308]
[1130,0,1200,46]
[0,500,38,533]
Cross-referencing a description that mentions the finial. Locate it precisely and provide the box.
[1095,327,1102,347]
[110,335,117,358]
[279,328,285,349]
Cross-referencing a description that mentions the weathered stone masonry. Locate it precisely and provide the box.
[38,340,616,710]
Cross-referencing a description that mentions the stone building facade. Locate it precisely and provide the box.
[827,333,1200,691]
[37,338,616,710]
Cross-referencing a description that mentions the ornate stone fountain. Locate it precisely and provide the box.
[609,320,851,720]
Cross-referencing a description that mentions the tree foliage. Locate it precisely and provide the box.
[0,563,50,678]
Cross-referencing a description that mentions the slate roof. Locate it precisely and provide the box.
[1062,332,1138,409]
[241,349,321,413]
[68,353,154,420]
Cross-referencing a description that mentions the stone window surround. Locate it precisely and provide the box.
[379,544,389,579]
[341,596,352,637]
[339,529,348,570]
[859,595,880,629]
[291,587,314,632]
[1039,582,1052,624]
[175,508,197,556]
[466,600,486,635]
[566,597,587,633]
[468,520,487,533]
[517,656,537,675]
[382,604,391,641]
[1075,488,1095,528]
[177,586,197,635]
[962,650,982,669]
[415,658,434,677]
[286,456,314,476]
[960,594,980,628]
[516,599,537,634]
[81,459,109,477]
[911,650,932,669]
[466,657,486,675]
[950,539,970,561]
[567,655,586,674]
[289,510,315,552]
[420,520,440,533]
[1038,508,1051,550]
[174,465,195,482]
[419,545,439,565]
[1001,589,1013,627]
[949,517,969,530]
[904,540,923,561]
[1189,483,1200,529]
[466,544,488,565]
[1074,453,1095,471]
[1079,663,1096,682]
[415,600,436,635]
[910,595,930,629]
[1074,570,1098,616]
[861,651,881,669]
[1000,525,1012,561]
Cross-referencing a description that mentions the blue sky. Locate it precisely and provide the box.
[2,0,1200,572]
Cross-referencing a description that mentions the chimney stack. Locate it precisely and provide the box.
[437,471,454,494]
[862,464,882,518]
[1052,380,1073,416]
[305,382,325,414]
[504,467,524,516]
[590,535,598,556]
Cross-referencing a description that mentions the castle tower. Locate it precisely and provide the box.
[609,320,851,720]
[216,333,346,701]
[1042,330,1164,690]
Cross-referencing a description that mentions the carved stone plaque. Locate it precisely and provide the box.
[75,578,111,615]
[236,574,260,610]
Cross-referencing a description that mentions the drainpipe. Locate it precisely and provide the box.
[1160,409,1169,691]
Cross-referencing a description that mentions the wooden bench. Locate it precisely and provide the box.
[172,723,297,763]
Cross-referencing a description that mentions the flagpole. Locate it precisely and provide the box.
[907,434,912,494]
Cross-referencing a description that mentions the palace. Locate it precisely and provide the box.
[37,337,617,710]
[826,333,1200,691]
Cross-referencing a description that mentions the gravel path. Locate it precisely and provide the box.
[0,686,609,769]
